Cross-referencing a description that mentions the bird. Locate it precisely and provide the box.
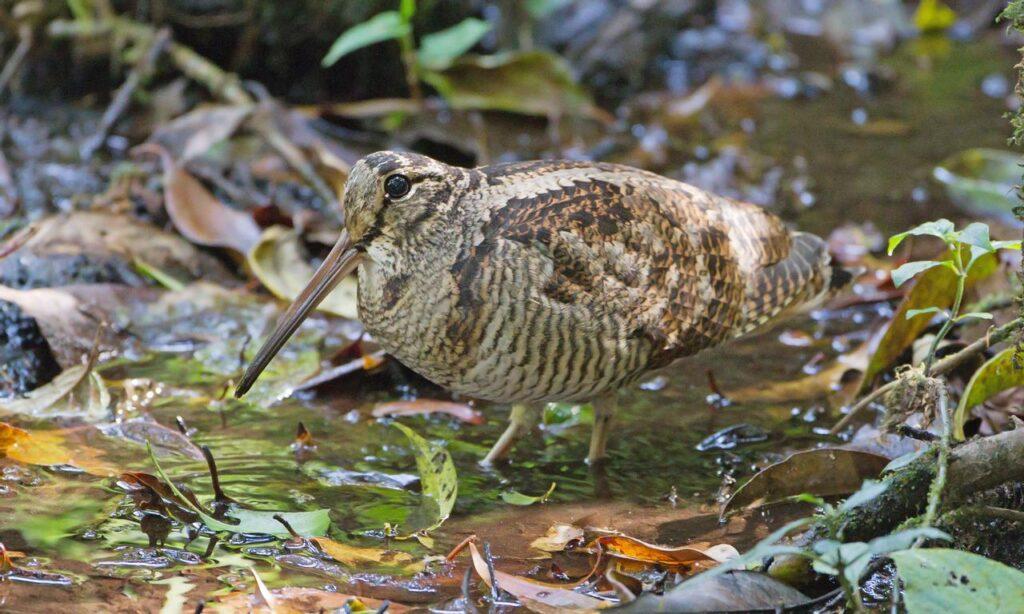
[235,151,843,465]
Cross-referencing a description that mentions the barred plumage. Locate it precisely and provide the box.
[237,151,837,463]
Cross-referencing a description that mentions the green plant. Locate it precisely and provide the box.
[888,219,1021,373]
[322,0,492,101]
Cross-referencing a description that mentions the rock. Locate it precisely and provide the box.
[0,299,61,398]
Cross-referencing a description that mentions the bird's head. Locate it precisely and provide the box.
[342,150,461,249]
[234,151,461,397]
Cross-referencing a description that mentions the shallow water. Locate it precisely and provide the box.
[1,34,1018,611]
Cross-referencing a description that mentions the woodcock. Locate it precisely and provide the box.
[236,151,843,464]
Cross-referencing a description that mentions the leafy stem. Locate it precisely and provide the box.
[924,246,965,374]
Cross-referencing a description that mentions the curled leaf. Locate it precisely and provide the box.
[594,536,738,567]
[953,347,1024,440]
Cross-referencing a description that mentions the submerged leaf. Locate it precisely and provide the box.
[722,449,889,517]
[0,356,108,421]
[311,537,423,573]
[468,541,609,611]
[392,422,457,533]
[0,422,117,476]
[372,399,484,425]
[953,347,1024,440]
[890,548,1024,611]
[501,482,557,506]
[148,445,330,537]
[212,586,409,613]
[247,226,358,319]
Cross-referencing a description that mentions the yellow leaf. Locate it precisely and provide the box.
[0,422,117,477]
[311,537,423,573]
[914,0,956,33]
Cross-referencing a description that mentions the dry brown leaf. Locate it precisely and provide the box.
[150,104,252,162]
[468,541,609,612]
[530,523,585,553]
[593,536,738,567]
[726,343,869,404]
[0,422,117,477]
[721,448,890,517]
[137,143,260,255]
[372,399,484,425]
[247,225,358,318]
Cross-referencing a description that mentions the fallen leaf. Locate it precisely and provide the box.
[468,541,608,612]
[0,358,108,421]
[530,524,585,553]
[373,399,484,425]
[953,347,1024,440]
[502,482,557,506]
[0,422,117,476]
[149,104,252,162]
[311,537,423,573]
[138,143,261,256]
[721,448,890,517]
[726,344,868,404]
[247,225,358,319]
[421,51,598,119]
[392,422,457,534]
[594,536,738,567]
[211,586,408,614]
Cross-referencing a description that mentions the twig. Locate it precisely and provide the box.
[830,317,1024,434]
[81,27,170,158]
[915,383,951,546]
[49,17,338,205]
[0,24,32,98]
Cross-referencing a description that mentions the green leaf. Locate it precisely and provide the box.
[882,448,929,474]
[866,528,950,557]
[147,444,330,537]
[934,149,1024,224]
[959,222,993,251]
[421,51,594,117]
[905,306,943,320]
[525,0,571,19]
[392,422,457,533]
[955,311,993,322]
[914,0,957,32]
[891,548,1024,611]
[500,482,556,506]
[134,258,186,291]
[992,240,1023,250]
[891,260,946,287]
[887,219,956,255]
[417,18,492,70]
[839,480,888,512]
[322,11,410,67]
[953,347,1024,440]
[858,252,997,394]
[399,0,416,21]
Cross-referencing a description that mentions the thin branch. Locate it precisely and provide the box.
[830,317,1024,434]
[81,27,170,158]
[0,24,32,97]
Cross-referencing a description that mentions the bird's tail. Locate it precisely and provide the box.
[735,232,849,337]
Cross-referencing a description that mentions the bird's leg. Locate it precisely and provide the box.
[481,403,539,465]
[588,394,617,464]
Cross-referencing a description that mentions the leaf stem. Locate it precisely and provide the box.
[924,248,966,375]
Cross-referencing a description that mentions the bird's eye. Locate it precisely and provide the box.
[384,174,411,199]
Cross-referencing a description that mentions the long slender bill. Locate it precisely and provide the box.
[235,230,361,397]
